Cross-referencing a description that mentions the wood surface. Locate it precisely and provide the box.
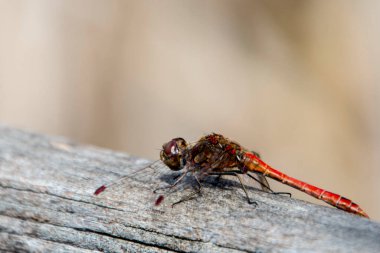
[0,126,379,252]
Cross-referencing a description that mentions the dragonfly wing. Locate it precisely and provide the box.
[94,160,164,195]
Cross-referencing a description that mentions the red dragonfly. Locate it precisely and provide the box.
[95,133,369,218]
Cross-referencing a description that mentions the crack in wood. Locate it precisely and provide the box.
[0,231,103,253]
[0,233,102,253]
[0,184,207,243]
[0,186,246,252]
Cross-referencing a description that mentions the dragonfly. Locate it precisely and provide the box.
[94,133,369,218]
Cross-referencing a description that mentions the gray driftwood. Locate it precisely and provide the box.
[0,126,379,253]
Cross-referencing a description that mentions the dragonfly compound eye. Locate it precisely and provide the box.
[160,138,187,171]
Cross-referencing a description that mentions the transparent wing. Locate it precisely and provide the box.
[94,159,165,195]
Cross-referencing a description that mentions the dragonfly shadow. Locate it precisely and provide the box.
[202,174,262,192]
[157,172,260,193]
[154,171,275,207]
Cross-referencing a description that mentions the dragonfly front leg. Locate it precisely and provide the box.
[171,175,203,207]
[153,170,188,193]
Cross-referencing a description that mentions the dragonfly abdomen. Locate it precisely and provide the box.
[242,152,369,218]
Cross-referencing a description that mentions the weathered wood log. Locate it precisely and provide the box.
[0,126,379,253]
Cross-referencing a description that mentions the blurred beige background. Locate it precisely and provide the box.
[0,1,379,220]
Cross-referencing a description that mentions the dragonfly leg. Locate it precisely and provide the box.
[214,174,223,182]
[153,171,188,193]
[239,150,271,193]
[246,172,292,197]
[247,171,271,193]
[210,170,291,198]
[208,171,257,206]
[211,170,272,193]
[171,175,202,207]
[272,191,292,197]
[235,173,257,205]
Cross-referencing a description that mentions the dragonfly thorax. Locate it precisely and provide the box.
[160,137,188,171]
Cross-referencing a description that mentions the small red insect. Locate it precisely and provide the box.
[95,133,368,218]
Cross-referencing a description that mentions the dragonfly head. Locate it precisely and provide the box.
[160,137,187,171]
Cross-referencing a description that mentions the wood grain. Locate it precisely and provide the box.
[0,126,379,252]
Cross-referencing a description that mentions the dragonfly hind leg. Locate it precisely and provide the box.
[246,172,292,197]
[248,151,271,193]
[208,171,257,206]
[244,150,292,198]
